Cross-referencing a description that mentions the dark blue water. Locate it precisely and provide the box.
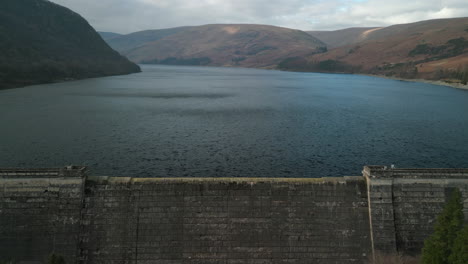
[1,65,467,177]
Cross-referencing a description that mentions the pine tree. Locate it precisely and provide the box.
[421,189,464,264]
[449,224,468,264]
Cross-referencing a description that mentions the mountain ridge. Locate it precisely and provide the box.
[307,27,380,48]
[100,18,468,85]
[0,0,140,89]
[103,26,193,52]
[99,32,123,41]
[104,24,327,68]
[281,17,468,85]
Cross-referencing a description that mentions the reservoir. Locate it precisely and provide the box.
[0,65,467,177]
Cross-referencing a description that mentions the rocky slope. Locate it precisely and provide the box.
[105,24,326,68]
[283,18,468,84]
[0,0,140,89]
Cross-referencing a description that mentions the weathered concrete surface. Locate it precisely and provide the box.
[0,167,87,264]
[1,166,468,264]
[80,177,371,264]
[364,166,468,256]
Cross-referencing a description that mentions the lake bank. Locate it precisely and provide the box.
[367,74,468,91]
[270,66,468,91]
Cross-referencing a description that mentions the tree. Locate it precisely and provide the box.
[421,189,464,264]
[449,224,468,264]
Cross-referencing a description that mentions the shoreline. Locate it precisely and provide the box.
[365,74,468,91]
[255,65,468,91]
[4,64,467,92]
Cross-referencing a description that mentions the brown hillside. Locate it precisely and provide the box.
[304,18,468,81]
[307,27,380,48]
[117,24,326,68]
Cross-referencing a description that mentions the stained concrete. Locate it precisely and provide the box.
[1,166,467,264]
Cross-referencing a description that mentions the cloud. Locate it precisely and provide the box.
[49,0,468,33]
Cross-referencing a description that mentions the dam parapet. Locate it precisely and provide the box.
[363,165,468,179]
[0,166,87,178]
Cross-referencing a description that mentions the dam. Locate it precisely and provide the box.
[0,166,467,264]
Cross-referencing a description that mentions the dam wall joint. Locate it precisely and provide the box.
[363,165,468,255]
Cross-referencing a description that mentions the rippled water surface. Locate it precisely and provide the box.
[1,65,467,177]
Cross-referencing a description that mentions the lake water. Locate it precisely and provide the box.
[1,65,467,177]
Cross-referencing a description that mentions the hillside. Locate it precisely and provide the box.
[0,0,140,89]
[99,32,122,41]
[307,27,380,48]
[105,27,192,53]
[105,24,326,68]
[282,18,468,84]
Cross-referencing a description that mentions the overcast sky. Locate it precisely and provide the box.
[49,0,468,34]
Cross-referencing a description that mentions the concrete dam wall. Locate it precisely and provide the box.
[0,166,467,264]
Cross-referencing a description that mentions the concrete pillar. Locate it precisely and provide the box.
[363,166,398,259]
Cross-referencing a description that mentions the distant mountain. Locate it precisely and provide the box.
[104,24,326,68]
[0,0,140,89]
[307,27,380,48]
[105,27,192,52]
[98,32,122,41]
[281,18,468,84]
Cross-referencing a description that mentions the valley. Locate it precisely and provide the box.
[101,18,468,87]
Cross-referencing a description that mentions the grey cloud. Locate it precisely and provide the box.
[49,0,468,33]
